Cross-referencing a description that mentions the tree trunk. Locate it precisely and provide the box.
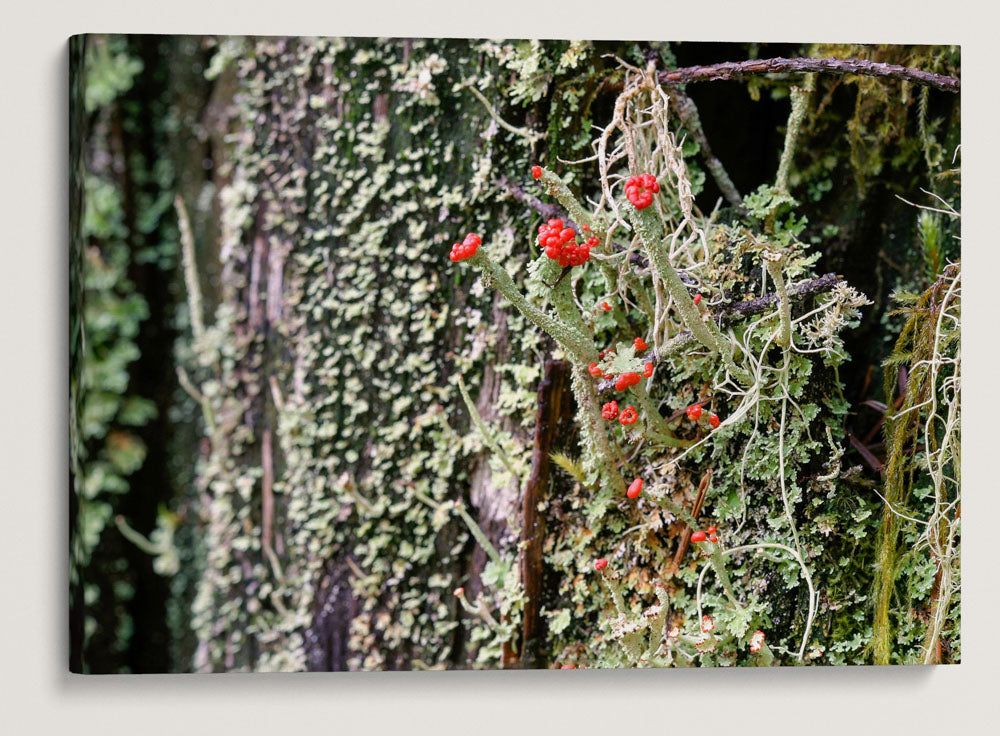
[188,37,568,671]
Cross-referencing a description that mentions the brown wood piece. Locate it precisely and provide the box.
[667,469,712,577]
[504,359,570,668]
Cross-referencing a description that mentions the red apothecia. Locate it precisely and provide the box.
[625,173,660,210]
[448,233,481,262]
[615,372,641,391]
[537,219,593,267]
[619,406,638,425]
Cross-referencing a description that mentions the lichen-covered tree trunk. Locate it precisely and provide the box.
[188,37,574,671]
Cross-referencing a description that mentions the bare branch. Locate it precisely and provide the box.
[605,57,960,93]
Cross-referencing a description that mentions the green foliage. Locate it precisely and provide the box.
[83,36,143,113]
[71,34,184,674]
[744,184,798,221]
[872,263,961,664]
[72,39,156,671]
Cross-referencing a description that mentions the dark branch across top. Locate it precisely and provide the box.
[605,57,960,93]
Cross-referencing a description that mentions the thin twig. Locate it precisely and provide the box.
[466,85,545,144]
[175,195,205,343]
[722,273,842,324]
[667,469,712,575]
[603,57,959,93]
[497,175,568,224]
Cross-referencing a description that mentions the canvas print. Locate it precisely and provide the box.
[69,36,961,672]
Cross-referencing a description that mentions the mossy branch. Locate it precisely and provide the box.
[470,251,598,364]
[775,82,813,195]
[644,57,960,93]
[872,264,961,665]
[572,364,627,496]
[764,252,793,348]
[630,380,689,448]
[628,205,752,385]
[535,166,611,239]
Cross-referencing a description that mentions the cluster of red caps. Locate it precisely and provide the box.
[589,336,658,428]
[690,525,719,544]
[590,338,654,387]
[537,218,595,267]
[448,233,482,262]
[600,400,619,420]
[601,400,638,426]
[614,372,641,391]
[625,174,660,210]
